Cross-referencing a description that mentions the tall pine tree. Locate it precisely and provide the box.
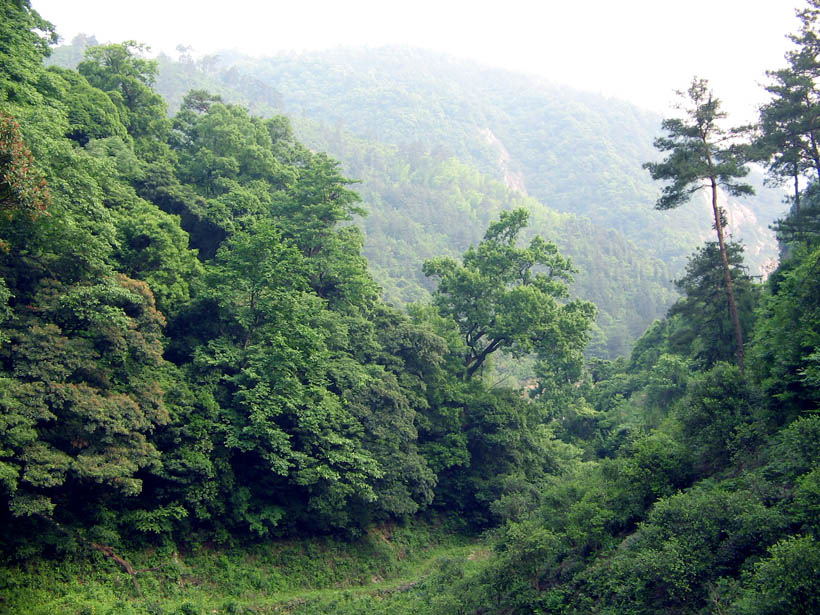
[644,78,753,372]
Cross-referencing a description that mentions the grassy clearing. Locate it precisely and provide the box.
[0,520,488,614]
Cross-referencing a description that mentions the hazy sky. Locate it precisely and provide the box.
[32,0,802,123]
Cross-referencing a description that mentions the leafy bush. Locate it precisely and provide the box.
[733,535,820,615]
[675,362,761,473]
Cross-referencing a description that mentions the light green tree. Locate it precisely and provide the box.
[77,41,169,154]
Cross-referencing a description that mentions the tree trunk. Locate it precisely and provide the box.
[464,336,504,380]
[709,176,745,374]
[36,513,146,597]
[809,127,820,181]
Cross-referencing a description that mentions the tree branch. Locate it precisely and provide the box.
[35,513,151,597]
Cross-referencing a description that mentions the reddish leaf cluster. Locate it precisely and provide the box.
[0,111,50,218]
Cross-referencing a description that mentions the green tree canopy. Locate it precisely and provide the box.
[667,241,759,368]
[0,0,56,106]
[423,208,594,381]
[77,41,169,154]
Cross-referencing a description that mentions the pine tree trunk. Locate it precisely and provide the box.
[809,128,820,182]
[709,176,745,374]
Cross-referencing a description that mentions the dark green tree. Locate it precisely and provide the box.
[1,275,169,520]
[755,65,817,206]
[751,245,820,420]
[733,535,820,615]
[644,78,753,372]
[188,221,381,534]
[771,181,820,248]
[675,362,759,474]
[752,2,820,217]
[667,242,759,368]
[754,2,820,247]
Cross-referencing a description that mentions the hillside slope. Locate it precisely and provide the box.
[211,46,785,271]
[47,41,785,355]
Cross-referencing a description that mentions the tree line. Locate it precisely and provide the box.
[394,2,820,613]
[0,0,593,554]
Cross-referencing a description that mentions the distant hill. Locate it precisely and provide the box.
[205,46,786,271]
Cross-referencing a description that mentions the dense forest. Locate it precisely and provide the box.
[47,38,785,358]
[1,0,820,614]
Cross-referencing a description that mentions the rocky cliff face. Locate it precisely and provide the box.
[481,127,528,195]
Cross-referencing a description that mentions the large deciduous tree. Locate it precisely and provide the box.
[0,0,56,105]
[643,78,753,373]
[423,208,594,381]
[77,41,169,155]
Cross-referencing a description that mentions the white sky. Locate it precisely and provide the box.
[32,0,802,123]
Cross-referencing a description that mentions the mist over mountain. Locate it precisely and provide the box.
[46,40,788,357]
[180,46,784,263]
[141,45,785,353]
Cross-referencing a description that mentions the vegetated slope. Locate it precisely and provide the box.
[49,39,677,357]
[4,7,597,568]
[2,521,481,615]
[149,45,783,352]
[294,121,676,357]
[206,46,786,272]
[17,13,819,615]
[50,40,769,356]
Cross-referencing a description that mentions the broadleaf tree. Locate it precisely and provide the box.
[423,208,594,381]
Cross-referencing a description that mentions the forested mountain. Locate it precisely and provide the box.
[3,1,820,614]
[291,123,676,357]
[155,46,786,354]
[152,45,787,270]
[48,40,784,357]
[1,0,594,560]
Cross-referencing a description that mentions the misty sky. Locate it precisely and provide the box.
[32,0,801,123]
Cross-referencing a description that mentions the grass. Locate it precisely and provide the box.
[0,520,490,615]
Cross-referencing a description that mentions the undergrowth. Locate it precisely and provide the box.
[0,519,487,615]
